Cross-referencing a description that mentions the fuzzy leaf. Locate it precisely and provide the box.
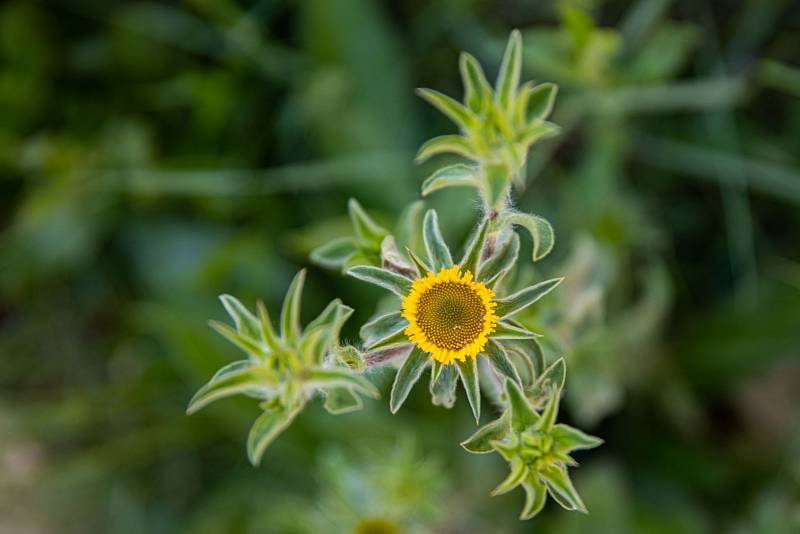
[492,458,529,496]
[300,301,352,364]
[506,379,539,432]
[514,81,536,129]
[526,83,558,122]
[380,235,416,278]
[430,361,458,408]
[256,300,281,352]
[492,320,540,340]
[416,88,478,131]
[485,339,521,384]
[310,237,358,270]
[506,212,555,261]
[360,311,409,349]
[534,385,561,433]
[551,424,604,453]
[187,366,271,415]
[482,160,511,210]
[540,465,587,513]
[423,210,453,271]
[323,387,363,415]
[395,200,425,256]
[460,219,488,276]
[390,347,428,413]
[495,277,563,318]
[219,295,261,340]
[520,476,548,520]
[334,345,366,372]
[456,357,481,423]
[477,232,520,285]
[527,357,567,405]
[460,412,511,453]
[421,163,482,197]
[348,198,388,248]
[306,367,379,399]
[247,403,303,466]
[460,52,493,113]
[280,270,306,343]
[495,30,522,113]
[517,121,561,148]
[209,320,265,358]
[415,135,476,163]
[346,265,412,297]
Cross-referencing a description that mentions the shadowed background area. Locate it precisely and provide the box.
[1,0,799,532]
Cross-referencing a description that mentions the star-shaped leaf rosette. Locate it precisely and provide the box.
[461,378,602,520]
[347,209,562,422]
[186,270,378,466]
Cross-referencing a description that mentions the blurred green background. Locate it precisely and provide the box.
[2,0,800,532]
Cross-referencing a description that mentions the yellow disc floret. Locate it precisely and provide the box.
[401,266,498,364]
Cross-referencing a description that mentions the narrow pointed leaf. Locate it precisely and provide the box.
[219,295,261,340]
[541,466,587,513]
[360,311,408,349]
[514,81,536,128]
[460,412,511,453]
[381,235,416,278]
[187,366,270,415]
[256,300,281,352]
[247,404,303,466]
[348,198,388,247]
[495,278,563,318]
[506,212,555,261]
[506,379,538,431]
[346,266,412,297]
[518,121,561,148]
[306,367,379,399]
[534,385,561,433]
[323,387,363,415]
[310,237,358,270]
[520,477,548,520]
[492,458,529,496]
[280,270,306,343]
[460,52,493,113]
[415,135,476,163]
[430,361,458,408]
[493,320,540,340]
[406,247,430,277]
[423,210,453,271]
[526,82,558,122]
[485,339,521,384]
[421,164,481,197]
[495,29,522,112]
[477,232,520,285]
[552,424,604,453]
[482,160,511,210]
[460,219,488,275]
[456,357,481,422]
[416,88,478,131]
[537,357,567,391]
[390,347,428,413]
[209,320,265,357]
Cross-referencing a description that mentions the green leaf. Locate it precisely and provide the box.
[422,209,453,271]
[526,82,558,122]
[513,81,535,128]
[551,424,603,453]
[323,387,363,415]
[505,212,556,261]
[209,320,265,358]
[482,160,511,210]
[333,345,365,372]
[390,347,429,413]
[477,232,520,285]
[460,52,493,113]
[485,339,521,384]
[415,135,476,163]
[456,357,481,423]
[256,300,281,352]
[495,29,522,113]
[540,465,587,513]
[416,88,478,131]
[360,311,408,349]
[348,198,388,248]
[460,219,488,276]
[421,163,481,197]
[310,237,358,270]
[430,361,458,408]
[460,412,511,453]
[406,247,431,277]
[306,367,379,399]
[187,366,271,415]
[380,235,415,278]
[492,458,529,496]
[346,265,412,297]
[247,403,303,466]
[395,200,425,256]
[495,278,563,318]
[518,121,561,147]
[520,476,548,520]
[280,269,306,343]
[537,357,566,391]
[306,299,352,333]
[492,320,540,340]
[534,385,561,433]
[219,295,261,340]
[506,379,538,432]
[300,301,352,364]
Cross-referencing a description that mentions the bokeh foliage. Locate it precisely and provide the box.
[1,0,800,532]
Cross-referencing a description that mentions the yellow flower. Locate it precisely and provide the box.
[401,266,497,364]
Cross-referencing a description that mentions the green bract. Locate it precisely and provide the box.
[461,378,602,520]
[186,269,379,466]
